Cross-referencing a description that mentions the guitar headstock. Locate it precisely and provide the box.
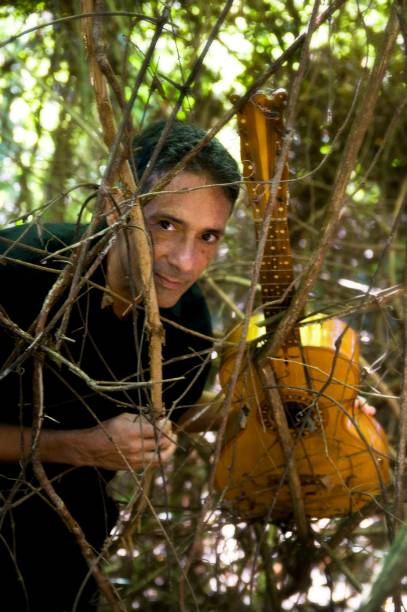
[232,89,293,322]
[233,89,288,222]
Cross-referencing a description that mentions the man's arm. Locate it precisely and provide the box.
[0,413,177,470]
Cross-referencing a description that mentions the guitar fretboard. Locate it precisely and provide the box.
[236,90,296,337]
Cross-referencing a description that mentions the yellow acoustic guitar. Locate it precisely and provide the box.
[214,90,391,519]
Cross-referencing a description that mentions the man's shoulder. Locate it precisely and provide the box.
[0,222,88,263]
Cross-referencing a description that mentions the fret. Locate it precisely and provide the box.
[261,259,293,263]
[261,272,293,276]
[261,228,290,231]
[261,263,293,268]
[261,260,292,266]
[254,218,289,223]
[260,281,293,285]
[262,285,294,291]
[260,272,294,276]
[261,252,292,256]
[257,241,291,246]
[262,235,290,238]
[260,271,293,277]
[262,262,292,266]
[263,238,290,243]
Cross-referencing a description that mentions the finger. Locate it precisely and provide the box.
[139,448,174,468]
[158,430,177,449]
[154,418,176,444]
[364,404,376,416]
[130,421,157,439]
[355,396,376,415]
[149,441,177,464]
[136,416,174,439]
[137,438,160,452]
[159,439,177,461]
[157,417,174,433]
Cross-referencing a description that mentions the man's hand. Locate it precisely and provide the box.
[79,413,177,470]
[354,395,376,416]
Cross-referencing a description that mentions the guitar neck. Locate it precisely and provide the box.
[236,90,295,333]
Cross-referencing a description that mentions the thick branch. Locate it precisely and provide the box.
[257,3,401,362]
[81,0,167,416]
[144,0,348,201]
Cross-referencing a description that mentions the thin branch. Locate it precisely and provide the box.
[31,357,120,610]
[143,0,349,202]
[0,11,159,49]
[358,518,407,612]
[393,239,407,521]
[254,0,324,543]
[136,0,236,197]
[257,3,401,362]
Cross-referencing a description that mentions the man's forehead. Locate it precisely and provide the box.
[155,169,219,192]
[144,171,232,226]
[147,171,231,203]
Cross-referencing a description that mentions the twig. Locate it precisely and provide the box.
[0,307,180,391]
[176,0,349,581]
[143,0,349,201]
[319,542,363,593]
[360,355,400,418]
[0,11,159,49]
[393,240,407,521]
[255,0,324,543]
[136,0,236,197]
[19,215,121,609]
[204,275,245,320]
[358,518,407,612]
[31,356,120,610]
[257,2,401,363]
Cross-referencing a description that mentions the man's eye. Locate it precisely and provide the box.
[158,220,174,231]
[201,232,218,244]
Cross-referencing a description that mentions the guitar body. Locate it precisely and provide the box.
[214,89,390,519]
[215,315,390,518]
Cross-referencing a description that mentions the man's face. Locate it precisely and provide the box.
[144,171,232,308]
[106,171,232,312]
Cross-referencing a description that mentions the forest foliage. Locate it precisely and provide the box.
[0,1,406,610]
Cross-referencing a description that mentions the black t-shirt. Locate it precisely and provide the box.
[0,222,212,426]
[0,222,213,609]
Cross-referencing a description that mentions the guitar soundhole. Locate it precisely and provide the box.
[259,399,318,432]
[284,402,312,431]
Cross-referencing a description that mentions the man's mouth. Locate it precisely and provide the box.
[155,272,185,290]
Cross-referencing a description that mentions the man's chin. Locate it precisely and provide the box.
[156,287,185,309]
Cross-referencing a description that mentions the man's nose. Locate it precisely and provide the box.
[168,239,196,274]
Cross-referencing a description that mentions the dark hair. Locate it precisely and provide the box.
[132,120,241,206]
